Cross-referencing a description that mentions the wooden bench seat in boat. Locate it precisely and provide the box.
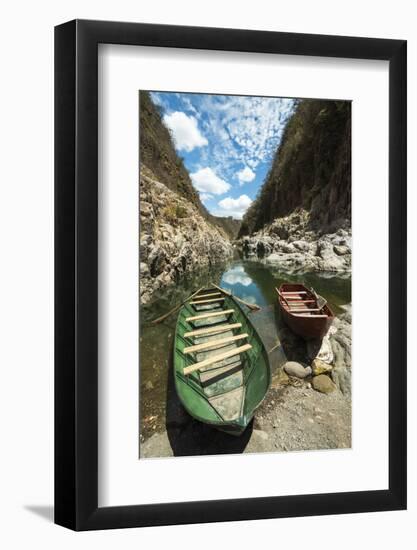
[183,333,248,354]
[186,309,234,322]
[174,288,270,434]
[183,343,252,376]
[194,292,222,299]
[292,313,328,318]
[190,297,225,305]
[286,299,315,303]
[287,307,322,313]
[184,322,242,338]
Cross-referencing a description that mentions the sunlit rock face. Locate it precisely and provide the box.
[140,166,233,305]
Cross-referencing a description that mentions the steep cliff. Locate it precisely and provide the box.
[239,99,351,237]
[139,92,236,303]
[140,167,233,304]
[140,91,239,240]
[238,99,351,273]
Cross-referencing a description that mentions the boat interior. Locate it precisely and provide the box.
[276,284,329,318]
[176,288,260,422]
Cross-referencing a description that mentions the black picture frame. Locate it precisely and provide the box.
[55,19,407,531]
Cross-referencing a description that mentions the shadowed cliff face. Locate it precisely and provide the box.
[239,99,351,237]
[140,90,202,208]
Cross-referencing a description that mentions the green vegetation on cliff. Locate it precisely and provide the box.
[239,99,351,237]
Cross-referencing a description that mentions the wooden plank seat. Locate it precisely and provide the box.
[194,292,222,299]
[184,333,248,354]
[282,291,308,295]
[190,297,225,305]
[183,343,252,376]
[293,313,327,318]
[286,299,315,303]
[287,307,322,313]
[186,309,234,322]
[184,322,242,338]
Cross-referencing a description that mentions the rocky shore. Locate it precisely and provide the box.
[239,210,351,274]
[140,166,233,304]
[141,304,351,457]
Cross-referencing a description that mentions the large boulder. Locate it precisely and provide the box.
[283,361,312,379]
[334,244,350,256]
[311,374,336,394]
[292,240,311,252]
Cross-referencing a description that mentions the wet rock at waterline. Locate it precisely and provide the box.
[238,210,351,274]
[312,374,337,394]
[283,361,312,379]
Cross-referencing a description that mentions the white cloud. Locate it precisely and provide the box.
[163,111,208,152]
[216,194,253,219]
[200,192,213,202]
[193,94,296,180]
[190,168,231,195]
[236,166,256,185]
[222,266,253,287]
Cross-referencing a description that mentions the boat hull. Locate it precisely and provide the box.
[281,306,333,340]
[277,283,334,340]
[174,289,270,436]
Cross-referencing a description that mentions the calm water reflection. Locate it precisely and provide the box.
[140,259,351,441]
[220,260,351,313]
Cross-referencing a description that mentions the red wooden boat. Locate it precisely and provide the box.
[276,283,334,340]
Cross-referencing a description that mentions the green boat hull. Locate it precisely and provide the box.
[174,288,271,436]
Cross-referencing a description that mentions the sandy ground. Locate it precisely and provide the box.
[141,377,351,458]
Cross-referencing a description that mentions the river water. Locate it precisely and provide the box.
[139,258,351,442]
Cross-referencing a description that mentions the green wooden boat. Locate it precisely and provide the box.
[174,286,270,436]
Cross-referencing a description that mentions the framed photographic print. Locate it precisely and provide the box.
[55,20,407,530]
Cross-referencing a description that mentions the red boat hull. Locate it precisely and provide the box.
[277,283,334,340]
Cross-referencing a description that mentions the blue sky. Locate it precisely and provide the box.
[150,91,295,219]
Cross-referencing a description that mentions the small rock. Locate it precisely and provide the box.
[307,417,314,424]
[292,240,311,252]
[140,262,149,276]
[312,358,333,376]
[283,361,312,379]
[333,245,350,256]
[311,374,337,394]
[140,202,153,217]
